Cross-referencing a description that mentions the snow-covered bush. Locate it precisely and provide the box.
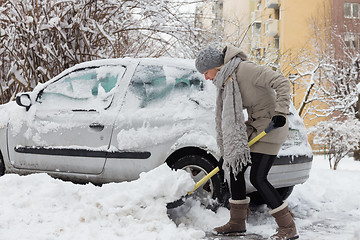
[0,0,207,104]
[311,117,360,170]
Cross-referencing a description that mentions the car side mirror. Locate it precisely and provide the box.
[16,93,32,111]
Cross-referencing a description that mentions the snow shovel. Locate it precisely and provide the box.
[166,122,277,209]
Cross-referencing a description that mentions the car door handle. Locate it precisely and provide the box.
[89,123,105,131]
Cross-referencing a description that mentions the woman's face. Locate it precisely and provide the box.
[203,68,219,81]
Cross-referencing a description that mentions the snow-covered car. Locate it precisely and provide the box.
[0,58,313,206]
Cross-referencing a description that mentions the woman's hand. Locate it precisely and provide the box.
[271,115,286,128]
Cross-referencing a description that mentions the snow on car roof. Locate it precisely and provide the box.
[139,57,196,69]
[60,57,195,78]
[31,57,196,94]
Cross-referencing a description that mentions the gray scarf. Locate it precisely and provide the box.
[213,56,251,180]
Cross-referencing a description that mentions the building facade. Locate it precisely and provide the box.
[332,0,360,58]
[196,0,360,149]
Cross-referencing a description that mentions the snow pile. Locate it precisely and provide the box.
[175,156,360,240]
[0,164,204,240]
[289,157,360,240]
[1,155,360,239]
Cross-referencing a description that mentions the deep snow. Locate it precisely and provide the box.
[0,155,359,240]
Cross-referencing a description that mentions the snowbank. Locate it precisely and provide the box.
[0,164,203,240]
[289,156,360,240]
[1,156,360,240]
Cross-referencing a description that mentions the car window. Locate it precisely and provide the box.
[37,66,125,110]
[129,64,203,107]
[163,65,202,90]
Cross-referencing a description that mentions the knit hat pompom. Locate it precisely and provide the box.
[195,46,224,74]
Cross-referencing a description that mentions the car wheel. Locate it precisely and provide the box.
[0,153,5,176]
[170,155,225,209]
[248,186,294,206]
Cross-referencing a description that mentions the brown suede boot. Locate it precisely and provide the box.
[269,202,299,240]
[213,197,250,236]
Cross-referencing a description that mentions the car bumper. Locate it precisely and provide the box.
[244,155,313,193]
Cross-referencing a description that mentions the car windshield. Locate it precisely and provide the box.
[37,66,125,110]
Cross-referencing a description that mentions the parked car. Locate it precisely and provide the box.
[0,58,313,207]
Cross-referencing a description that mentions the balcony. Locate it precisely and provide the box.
[251,35,261,49]
[265,0,279,9]
[251,10,262,23]
[265,19,278,37]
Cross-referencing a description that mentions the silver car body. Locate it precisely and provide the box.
[0,57,313,196]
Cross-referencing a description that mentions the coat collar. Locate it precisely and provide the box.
[223,45,248,64]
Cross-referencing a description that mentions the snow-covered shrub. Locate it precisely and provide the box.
[0,0,207,104]
[311,117,360,169]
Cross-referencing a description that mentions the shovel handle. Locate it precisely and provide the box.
[187,166,220,195]
[248,130,266,147]
[188,123,277,195]
[187,130,266,195]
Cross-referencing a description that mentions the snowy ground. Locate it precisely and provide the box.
[0,155,359,240]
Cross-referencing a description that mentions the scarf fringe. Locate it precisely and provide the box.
[222,152,252,181]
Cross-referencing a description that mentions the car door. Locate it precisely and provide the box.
[8,65,127,174]
[105,63,206,181]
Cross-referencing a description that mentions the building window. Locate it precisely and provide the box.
[344,32,358,49]
[275,7,280,20]
[345,3,360,19]
[252,22,262,36]
[256,49,261,61]
[274,37,280,49]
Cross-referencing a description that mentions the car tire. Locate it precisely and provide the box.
[248,186,294,206]
[0,152,5,176]
[170,155,226,210]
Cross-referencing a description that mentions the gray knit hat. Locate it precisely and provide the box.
[195,46,224,74]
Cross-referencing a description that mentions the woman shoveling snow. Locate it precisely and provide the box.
[194,45,298,240]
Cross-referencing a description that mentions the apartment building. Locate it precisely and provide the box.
[196,0,360,149]
[196,0,331,86]
[333,1,360,58]
[197,0,360,66]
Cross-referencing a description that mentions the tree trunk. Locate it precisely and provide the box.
[333,158,340,170]
[328,156,333,169]
[354,94,360,161]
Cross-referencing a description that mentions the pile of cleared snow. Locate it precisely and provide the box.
[1,156,360,240]
[0,164,203,240]
[289,156,360,240]
[173,156,360,240]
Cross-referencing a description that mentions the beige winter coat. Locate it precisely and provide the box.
[223,45,291,155]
